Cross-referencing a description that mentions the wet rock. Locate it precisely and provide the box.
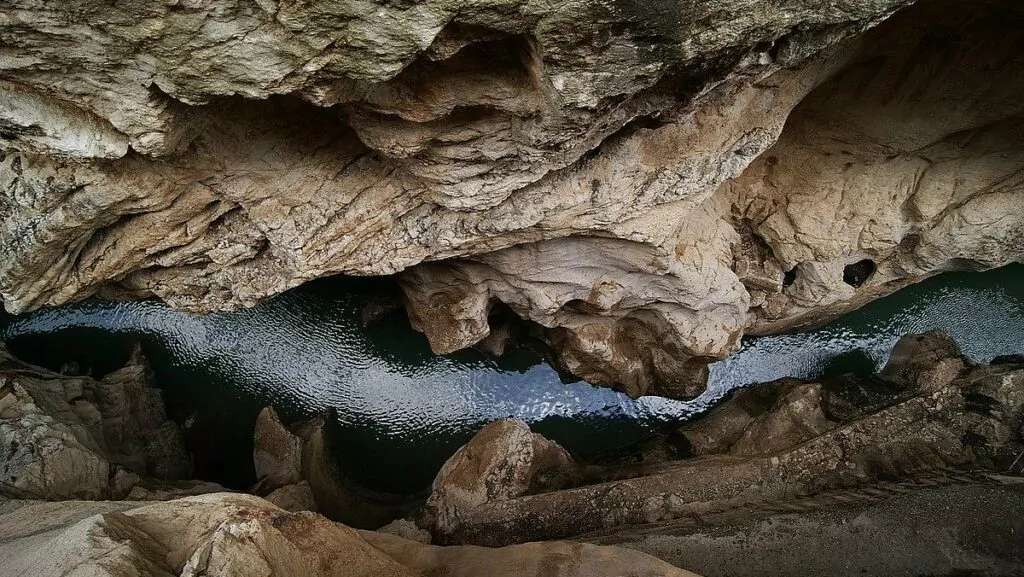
[0,493,704,577]
[424,418,579,542]
[0,345,195,500]
[880,330,967,390]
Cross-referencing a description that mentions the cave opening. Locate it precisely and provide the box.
[782,267,798,287]
[843,259,876,288]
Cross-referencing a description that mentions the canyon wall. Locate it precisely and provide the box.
[2,0,1022,398]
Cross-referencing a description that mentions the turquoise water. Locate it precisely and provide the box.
[2,264,1022,493]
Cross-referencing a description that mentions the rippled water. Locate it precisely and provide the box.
[2,265,1022,493]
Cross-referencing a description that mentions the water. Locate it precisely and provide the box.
[2,265,1022,493]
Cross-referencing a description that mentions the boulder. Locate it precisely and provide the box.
[677,380,838,457]
[249,407,412,526]
[252,407,302,491]
[424,418,579,542]
[880,330,967,390]
[264,482,318,513]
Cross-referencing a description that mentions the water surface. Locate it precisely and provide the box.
[3,265,1021,493]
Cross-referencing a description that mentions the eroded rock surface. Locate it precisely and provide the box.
[0,492,702,577]
[2,0,1022,398]
[0,344,201,500]
[416,332,1024,545]
[422,418,578,540]
[400,0,1024,396]
[249,406,418,527]
[252,406,303,492]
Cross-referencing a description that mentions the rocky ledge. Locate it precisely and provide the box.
[2,0,1022,397]
[0,493,702,577]
[0,344,220,501]
[404,331,1024,557]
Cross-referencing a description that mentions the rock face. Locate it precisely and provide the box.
[2,0,1022,398]
[249,406,416,527]
[252,407,303,491]
[0,493,702,577]
[415,332,1024,545]
[0,345,198,500]
[401,0,1024,396]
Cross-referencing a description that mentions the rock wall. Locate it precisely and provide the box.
[402,0,1024,396]
[2,0,1022,398]
[0,344,220,500]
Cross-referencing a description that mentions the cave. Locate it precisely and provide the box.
[1,0,1024,574]
[842,259,876,288]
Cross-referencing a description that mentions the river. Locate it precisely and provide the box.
[2,264,1021,493]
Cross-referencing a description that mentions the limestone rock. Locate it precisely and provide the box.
[880,331,967,390]
[0,493,704,577]
[677,380,837,457]
[2,0,1022,399]
[424,418,578,542]
[377,518,433,544]
[124,479,227,502]
[399,0,1024,397]
[364,531,702,577]
[0,493,415,577]
[252,406,302,491]
[264,481,318,514]
[249,408,413,525]
[0,345,193,500]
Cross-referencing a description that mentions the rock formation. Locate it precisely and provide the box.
[401,0,1024,396]
[249,406,417,527]
[7,0,1023,397]
[0,492,702,577]
[422,418,578,540]
[412,331,1024,545]
[0,344,217,500]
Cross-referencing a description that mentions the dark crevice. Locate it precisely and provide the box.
[578,113,669,165]
[782,267,798,287]
[843,259,876,288]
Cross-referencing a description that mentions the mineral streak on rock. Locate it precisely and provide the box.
[2,0,1022,398]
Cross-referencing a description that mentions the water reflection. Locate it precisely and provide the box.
[1,265,1021,493]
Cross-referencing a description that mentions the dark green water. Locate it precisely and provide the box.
[2,265,1022,494]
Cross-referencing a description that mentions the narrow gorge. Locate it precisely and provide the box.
[0,0,1022,575]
